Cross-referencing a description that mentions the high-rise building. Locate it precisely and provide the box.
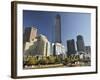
[67,39,76,55]
[55,14,61,43]
[76,35,85,52]
[23,27,37,42]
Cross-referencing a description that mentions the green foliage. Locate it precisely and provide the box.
[62,57,68,65]
[25,56,38,65]
[55,56,62,64]
[24,55,81,67]
[62,55,80,65]
[38,58,46,65]
[48,56,56,64]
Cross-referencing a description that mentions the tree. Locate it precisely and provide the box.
[26,56,38,65]
[63,57,68,65]
[48,56,56,64]
[54,56,61,64]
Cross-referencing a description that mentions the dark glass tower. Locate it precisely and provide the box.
[67,39,76,55]
[76,35,85,52]
[55,14,61,43]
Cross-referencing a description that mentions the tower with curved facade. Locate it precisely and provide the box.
[76,35,85,52]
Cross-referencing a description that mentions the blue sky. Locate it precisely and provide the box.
[23,10,91,50]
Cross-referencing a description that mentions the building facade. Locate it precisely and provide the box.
[35,34,51,56]
[23,27,37,43]
[67,39,76,55]
[55,14,61,43]
[76,35,85,52]
[52,43,66,56]
[24,34,51,57]
[85,46,91,54]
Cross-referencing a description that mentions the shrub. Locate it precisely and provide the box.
[25,56,38,65]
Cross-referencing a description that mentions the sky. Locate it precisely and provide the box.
[23,10,91,50]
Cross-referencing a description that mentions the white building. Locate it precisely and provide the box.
[52,43,66,56]
[24,34,51,56]
[36,34,51,56]
[24,39,37,56]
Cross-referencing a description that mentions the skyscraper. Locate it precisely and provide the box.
[76,35,85,52]
[55,14,61,43]
[67,39,76,55]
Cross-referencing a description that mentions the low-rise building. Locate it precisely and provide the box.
[52,43,66,57]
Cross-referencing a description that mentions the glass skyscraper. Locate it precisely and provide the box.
[67,39,76,55]
[76,35,85,52]
[55,14,61,43]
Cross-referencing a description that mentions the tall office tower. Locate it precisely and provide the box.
[55,14,61,43]
[23,27,37,43]
[76,35,85,52]
[67,39,76,55]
